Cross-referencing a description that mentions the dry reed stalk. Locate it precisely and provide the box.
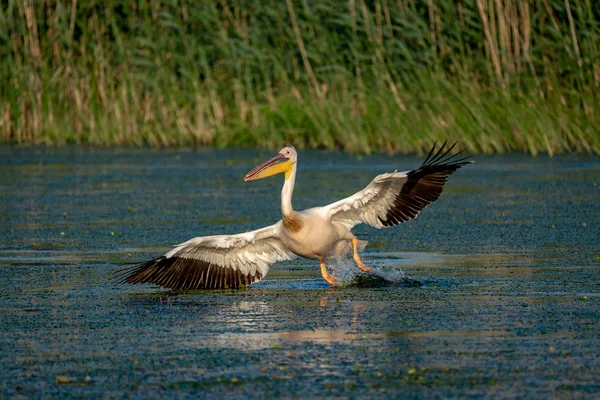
[564,0,585,87]
[359,0,406,112]
[286,0,321,99]
[477,0,503,83]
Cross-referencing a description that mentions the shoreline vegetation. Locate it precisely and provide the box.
[1,1,599,155]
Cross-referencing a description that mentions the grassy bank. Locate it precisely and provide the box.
[1,0,599,154]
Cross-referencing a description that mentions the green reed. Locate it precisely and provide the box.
[1,0,598,154]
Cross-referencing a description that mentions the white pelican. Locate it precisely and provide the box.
[117,142,472,289]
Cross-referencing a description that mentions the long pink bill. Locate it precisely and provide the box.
[244,153,290,181]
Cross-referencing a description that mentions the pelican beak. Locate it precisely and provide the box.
[244,153,292,181]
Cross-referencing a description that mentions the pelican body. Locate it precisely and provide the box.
[118,142,472,289]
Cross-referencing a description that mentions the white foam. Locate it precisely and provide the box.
[327,256,408,285]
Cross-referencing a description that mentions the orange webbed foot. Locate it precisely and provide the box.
[320,257,338,286]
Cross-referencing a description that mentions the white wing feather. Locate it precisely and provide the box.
[119,222,295,290]
[323,171,409,229]
[166,222,294,278]
[324,142,472,230]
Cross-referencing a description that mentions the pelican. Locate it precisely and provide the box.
[117,142,472,289]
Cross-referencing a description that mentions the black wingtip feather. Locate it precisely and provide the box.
[113,256,261,290]
[422,140,441,166]
[415,141,473,173]
[378,141,472,227]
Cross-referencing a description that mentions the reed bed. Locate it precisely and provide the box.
[1,0,598,154]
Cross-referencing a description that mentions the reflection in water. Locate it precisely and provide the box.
[182,328,513,351]
[319,297,327,308]
[192,300,271,327]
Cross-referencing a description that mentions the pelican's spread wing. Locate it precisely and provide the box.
[116,223,295,290]
[324,142,472,229]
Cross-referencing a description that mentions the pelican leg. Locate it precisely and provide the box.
[352,237,372,273]
[320,257,338,285]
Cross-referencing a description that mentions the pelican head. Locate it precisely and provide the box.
[244,146,297,181]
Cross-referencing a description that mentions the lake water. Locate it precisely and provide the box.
[1,147,599,398]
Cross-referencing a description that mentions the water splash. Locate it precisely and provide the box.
[327,256,419,287]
